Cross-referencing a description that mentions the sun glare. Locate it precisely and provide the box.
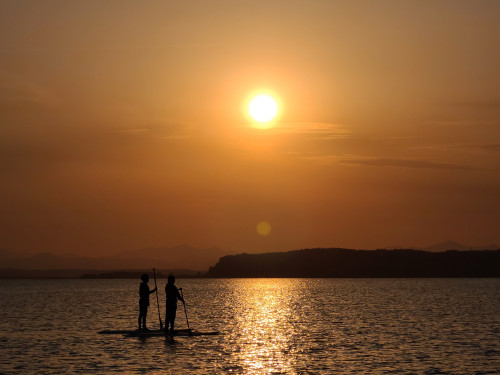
[248,94,278,124]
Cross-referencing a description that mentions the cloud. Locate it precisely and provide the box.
[472,144,500,152]
[271,122,350,140]
[304,155,486,171]
[423,120,500,128]
[342,157,483,171]
[411,143,500,153]
[112,122,193,140]
[450,144,500,153]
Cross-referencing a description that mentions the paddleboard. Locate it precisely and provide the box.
[126,330,219,337]
[99,329,190,335]
[98,328,219,337]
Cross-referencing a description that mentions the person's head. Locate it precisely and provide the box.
[167,275,175,284]
[141,274,149,283]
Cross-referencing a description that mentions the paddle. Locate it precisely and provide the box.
[179,288,190,334]
[153,268,163,331]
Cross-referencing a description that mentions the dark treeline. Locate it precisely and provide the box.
[206,248,500,278]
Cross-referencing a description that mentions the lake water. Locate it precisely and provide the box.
[0,278,498,374]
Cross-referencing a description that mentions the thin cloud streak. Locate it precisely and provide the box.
[271,122,350,139]
[304,155,487,171]
[112,123,193,140]
[411,143,500,153]
[423,120,500,128]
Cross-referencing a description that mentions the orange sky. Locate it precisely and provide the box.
[1,1,499,255]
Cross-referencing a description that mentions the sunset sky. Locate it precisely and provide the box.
[1,1,499,256]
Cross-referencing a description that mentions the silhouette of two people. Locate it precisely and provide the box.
[165,275,184,336]
[138,274,157,330]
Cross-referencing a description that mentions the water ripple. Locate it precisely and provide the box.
[0,278,499,374]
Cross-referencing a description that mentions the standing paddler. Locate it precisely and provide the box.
[165,275,184,336]
[138,273,157,331]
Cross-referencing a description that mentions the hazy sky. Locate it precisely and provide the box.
[1,0,499,255]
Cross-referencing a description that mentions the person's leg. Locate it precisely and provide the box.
[165,308,169,332]
[165,308,170,332]
[139,304,148,330]
[139,303,145,330]
[171,309,177,332]
[166,307,175,335]
[143,306,148,330]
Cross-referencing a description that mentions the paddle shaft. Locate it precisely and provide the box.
[180,288,190,331]
[153,268,163,330]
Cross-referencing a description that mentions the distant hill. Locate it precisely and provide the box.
[0,245,235,273]
[0,268,202,279]
[385,241,499,252]
[422,241,499,252]
[110,245,232,270]
[80,269,201,279]
[206,248,500,278]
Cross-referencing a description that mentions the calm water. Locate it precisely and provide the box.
[0,278,498,374]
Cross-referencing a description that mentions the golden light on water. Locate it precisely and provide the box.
[230,279,303,374]
[256,221,272,236]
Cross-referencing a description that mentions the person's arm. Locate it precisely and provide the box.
[149,287,157,294]
[177,289,184,303]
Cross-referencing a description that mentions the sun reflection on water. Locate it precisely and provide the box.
[227,279,307,374]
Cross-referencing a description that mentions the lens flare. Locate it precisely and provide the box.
[256,221,272,236]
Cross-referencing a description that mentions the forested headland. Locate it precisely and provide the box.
[206,248,500,278]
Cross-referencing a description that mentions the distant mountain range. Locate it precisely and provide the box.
[421,240,498,252]
[383,241,499,252]
[0,245,235,273]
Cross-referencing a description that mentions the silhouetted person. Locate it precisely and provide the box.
[165,275,184,336]
[138,273,157,331]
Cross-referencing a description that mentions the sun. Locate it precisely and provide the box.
[248,94,278,124]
